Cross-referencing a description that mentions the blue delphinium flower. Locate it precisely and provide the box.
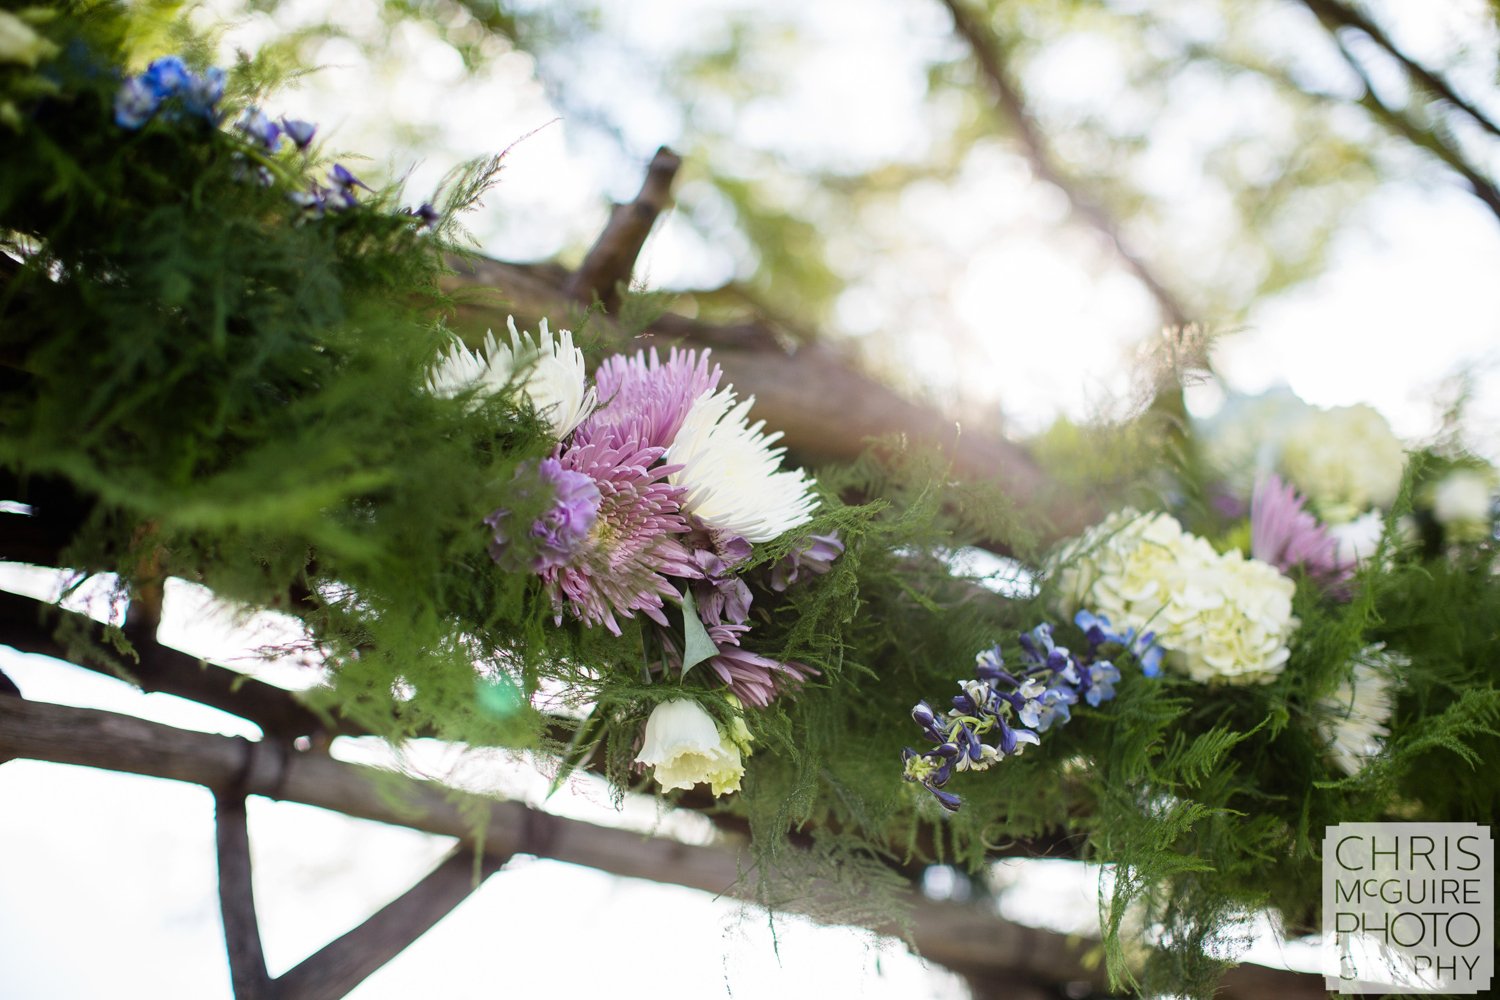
[238,108,282,152]
[114,57,227,129]
[291,164,368,217]
[1074,609,1122,646]
[289,186,328,217]
[902,611,1149,812]
[405,202,440,231]
[1017,680,1075,732]
[327,163,371,209]
[1136,639,1163,677]
[183,67,226,119]
[114,76,158,129]
[1083,660,1121,706]
[1073,609,1163,678]
[281,117,316,150]
[140,56,190,99]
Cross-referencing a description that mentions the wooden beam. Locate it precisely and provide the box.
[0,697,1330,996]
[216,791,276,1000]
[0,589,332,739]
[0,697,1107,990]
[275,847,508,1000]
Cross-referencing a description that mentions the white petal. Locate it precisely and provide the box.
[635,699,747,797]
[667,388,817,542]
[425,317,595,439]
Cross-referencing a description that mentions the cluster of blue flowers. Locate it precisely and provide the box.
[115,54,439,227]
[114,56,225,129]
[901,610,1159,812]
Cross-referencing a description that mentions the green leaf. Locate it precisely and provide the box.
[679,585,718,679]
[546,707,606,801]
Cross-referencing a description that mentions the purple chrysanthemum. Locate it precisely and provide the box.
[541,440,701,635]
[486,457,601,572]
[1251,473,1351,584]
[573,347,722,451]
[703,623,815,708]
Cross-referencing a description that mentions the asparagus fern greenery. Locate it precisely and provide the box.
[3,4,1497,996]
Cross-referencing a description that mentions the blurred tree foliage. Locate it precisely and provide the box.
[187,0,1500,408]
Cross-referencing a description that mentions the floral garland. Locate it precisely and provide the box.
[426,321,841,791]
[7,22,1500,996]
[100,49,842,801]
[902,611,1153,811]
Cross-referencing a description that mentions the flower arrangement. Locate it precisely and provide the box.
[901,611,1148,811]
[427,328,831,752]
[1051,508,1297,684]
[4,15,1500,999]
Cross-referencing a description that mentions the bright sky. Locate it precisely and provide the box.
[5,0,1498,995]
[194,0,1500,457]
[0,570,972,999]
[202,0,1500,452]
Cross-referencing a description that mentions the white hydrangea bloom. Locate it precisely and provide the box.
[1170,549,1297,684]
[666,387,817,543]
[1279,404,1405,523]
[635,698,750,796]
[426,316,595,439]
[1320,645,1402,776]
[1053,509,1297,685]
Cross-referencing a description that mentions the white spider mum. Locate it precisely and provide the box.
[1319,645,1402,776]
[666,387,817,543]
[426,316,595,439]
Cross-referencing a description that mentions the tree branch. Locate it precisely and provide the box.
[565,145,682,311]
[2,590,1087,881]
[1318,17,1500,226]
[0,697,1329,997]
[439,256,1098,541]
[216,791,276,1000]
[936,0,1191,329]
[275,847,508,1000]
[1297,0,1500,142]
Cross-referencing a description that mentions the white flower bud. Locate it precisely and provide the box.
[635,699,748,796]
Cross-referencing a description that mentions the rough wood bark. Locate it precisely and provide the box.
[0,697,1330,998]
[565,145,682,311]
[217,791,277,1000]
